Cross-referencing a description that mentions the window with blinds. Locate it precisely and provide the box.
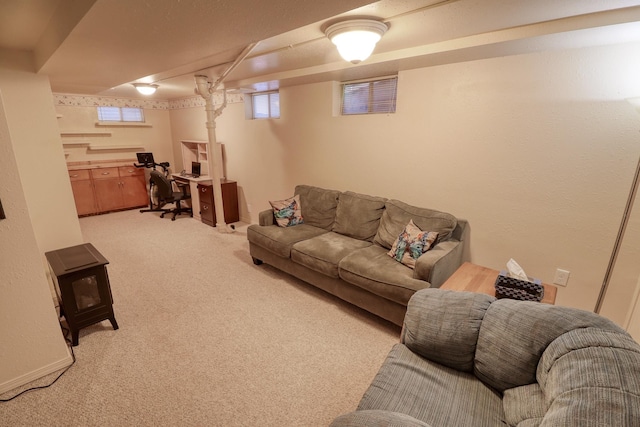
[251,91,280,119]
[97,106,145,122]
[341,76,397,115]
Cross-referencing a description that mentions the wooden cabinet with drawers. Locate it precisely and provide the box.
[92,167,123,212]
[119,166,149,208]
[68,169,98,216]
[197,180,239,227]
[68,162,148,217]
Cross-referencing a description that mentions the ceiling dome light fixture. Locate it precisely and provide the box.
[133,83,159,95]
[325,19,388,64]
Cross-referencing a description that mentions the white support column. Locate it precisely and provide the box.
[194,76,233,233]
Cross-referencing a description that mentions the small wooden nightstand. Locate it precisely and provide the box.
[441,262,557,305]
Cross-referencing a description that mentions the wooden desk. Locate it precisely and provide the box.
[441,262,557,305]
[171,174,213,220]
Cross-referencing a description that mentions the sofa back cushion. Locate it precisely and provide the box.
[332,191,387,241]
[374,200,457,249]
[474,299,622,393]
[294,185,341,230]
[401,289,494,372]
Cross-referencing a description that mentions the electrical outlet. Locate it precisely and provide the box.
[553,268,570,287]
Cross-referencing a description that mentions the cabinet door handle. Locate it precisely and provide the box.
[201,188,207,193]
[101,172,110,175]
[127,169,134,173]
[202,205,209,211]
[71,174,79,178]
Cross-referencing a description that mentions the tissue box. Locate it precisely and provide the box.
[494,271,544,302]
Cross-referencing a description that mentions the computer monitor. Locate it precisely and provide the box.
[191,161,201,177]
[136,152,155,166]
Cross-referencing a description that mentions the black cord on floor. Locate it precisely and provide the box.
[0,324,76,402]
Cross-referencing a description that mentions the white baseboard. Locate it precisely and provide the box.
[0,352,73,395]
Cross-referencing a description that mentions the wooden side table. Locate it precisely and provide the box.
[441,262,557,305]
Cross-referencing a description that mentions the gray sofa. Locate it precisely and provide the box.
[331,289,640,427]
[247,185,467,326]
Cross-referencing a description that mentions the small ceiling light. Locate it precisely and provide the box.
[133,83,158,95]
[325,19,388,64]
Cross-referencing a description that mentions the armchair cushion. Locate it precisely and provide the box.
[356,344,505,426]
[474,299,622,392]
[330,410,432,427]
[401,289,494,372]
[503,383,547,427]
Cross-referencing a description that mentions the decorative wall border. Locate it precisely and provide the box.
[53,93,244,110]
[169,92,244,109]
[53,94,169,109]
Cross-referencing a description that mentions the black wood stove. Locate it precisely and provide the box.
[45,243,118,346]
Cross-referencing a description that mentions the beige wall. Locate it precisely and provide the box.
[0,71,83,253]
[56,104,175,168]
[0,58,73,393]
[189,42,640,322]
[169,101,287,223]
[48,41,640,328]
[168,105,207,171]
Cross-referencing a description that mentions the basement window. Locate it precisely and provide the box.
[97,106,145,122]
[248,91,280,119]
[341,76,397,115]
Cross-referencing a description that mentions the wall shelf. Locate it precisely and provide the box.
[62,141,91,147]
[87,144,145,152]
[95,122,152,128]
[61,131,112,137]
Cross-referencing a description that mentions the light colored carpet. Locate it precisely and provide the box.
[0,209,400,426]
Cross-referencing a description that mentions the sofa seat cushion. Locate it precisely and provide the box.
[291,232,372,278]
[247,224,328,259]
[503,383,548,427]
[338,245,433,306]
[357,343,505,427]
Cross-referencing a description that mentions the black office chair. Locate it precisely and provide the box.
[149,170,193,221]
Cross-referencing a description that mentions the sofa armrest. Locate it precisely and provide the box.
[413,239,463,288]
[258,209,275,226]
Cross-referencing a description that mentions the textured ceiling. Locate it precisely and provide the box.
[1,0,640,100]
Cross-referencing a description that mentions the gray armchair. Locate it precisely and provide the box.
[332,289,640,426]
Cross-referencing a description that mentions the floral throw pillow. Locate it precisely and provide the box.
[388,219,439,269]
[269,195,304,227]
